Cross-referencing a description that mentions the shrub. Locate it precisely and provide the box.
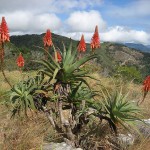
[115,66,142,83]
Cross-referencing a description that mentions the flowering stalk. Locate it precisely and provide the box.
[91,25,100,53]
[43,29,53,59]
[0,17,12,88]
[77,34,86,52]
[77,34,86,58]
[138,75,150,104]
[16,53,25,73]
[55,51,62,63]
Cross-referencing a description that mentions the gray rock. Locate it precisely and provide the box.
[143,119,150,124]
[136,119,150,137]
[117,133,134,147]
[43,142,82,150]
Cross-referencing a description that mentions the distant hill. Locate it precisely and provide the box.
[123,43,150,53]
[4,33,150,78]
[10,33,79,52]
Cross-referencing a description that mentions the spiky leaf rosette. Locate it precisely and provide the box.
[36,42,97,85]
[99,89,142,133]
[10,73,51,116]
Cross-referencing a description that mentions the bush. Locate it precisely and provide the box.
[115,66,142,83]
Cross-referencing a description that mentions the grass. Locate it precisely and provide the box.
[0,70,150,149]
[0,70,60,150]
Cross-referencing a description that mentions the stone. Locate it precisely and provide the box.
[136,119,150,137]
[42,142,83,150]
[117,133,134,146]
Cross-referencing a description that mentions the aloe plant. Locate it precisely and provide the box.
[36,42,97,85]
[97,89,142,133]
[10,78,36,116]
[10,72,51,116]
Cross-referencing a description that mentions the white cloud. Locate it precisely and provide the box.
[101,26,150,45]
[0,0,103,13]
[66,10,107,32]
[0,11,62,34]
[60,26,150,45]
[59,32,92,41]
[0,0,149,45]
[107,0,150,18]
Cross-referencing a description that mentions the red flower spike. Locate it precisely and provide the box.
[43,29,53,47]
[55,51,62,62]
[1,17,10,43]
[143,76,150,92]
[91,25,100,50]
[142,75,150,100]
[77,34,86,52]
[16,53,25,68]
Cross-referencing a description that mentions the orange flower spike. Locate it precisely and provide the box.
[43,29,53,47]
[91,25,100,50]
[77,34,86,52]
[55,51,62,62]
[143,76,150,92]
[16,53,25,68]
[1,17,10,43]
[141,75,150,102]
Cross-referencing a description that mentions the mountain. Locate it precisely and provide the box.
[4,33,150,79]
[123,43,150,53]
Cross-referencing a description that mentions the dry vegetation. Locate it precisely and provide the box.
[0,71,150,150]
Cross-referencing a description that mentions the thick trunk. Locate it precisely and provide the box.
[58,100,76,145]
[42,106,56,128]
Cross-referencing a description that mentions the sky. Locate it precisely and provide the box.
[0,0,150,45]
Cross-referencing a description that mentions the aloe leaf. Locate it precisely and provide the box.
[42,46,60,68]
[67,54,97,74]
[34,60,56,71]
[13,84,22,95]
[71,82,82,98]
[62,42,67,62]
[63,42,72,66]
[73,70,88,76]
[53,68,59,80]
[28,95,36,110]
[65,47,77,70]
[52,45,61,68]
[39,70,53,78]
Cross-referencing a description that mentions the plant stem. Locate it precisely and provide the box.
[0,43,12,88]
[42,106,56,128]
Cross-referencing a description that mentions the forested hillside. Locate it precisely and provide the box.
[5,33,150,81]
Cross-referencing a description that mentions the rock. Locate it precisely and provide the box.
[42,142,83,150]
[117,133,134,147]
[136,119,150,137]
[143,119,150,124]
[87,108,97,115]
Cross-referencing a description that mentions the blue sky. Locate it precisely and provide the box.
[0,0,150,45]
